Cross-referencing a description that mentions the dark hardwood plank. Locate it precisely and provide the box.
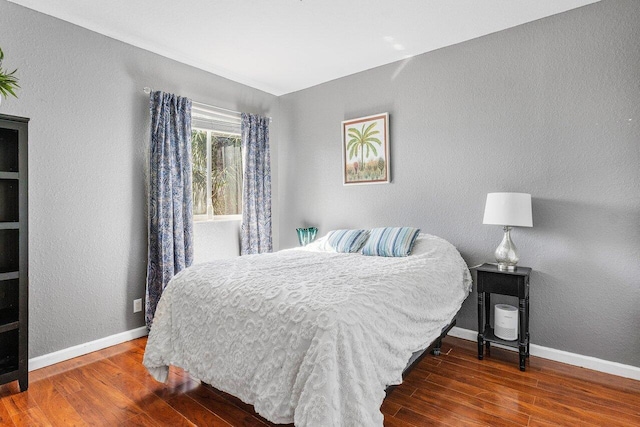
[26,378,85,427]
[386,389,487,427]
[534,395,640,427]
[73,365,145,420]
[48,372,84,397]
[2,386,38,416]
[410,386,529,427]
[99,368,196,427]
[536,375,640,415]
[380,399,402,417]
[203,386,291,427]
[186,385,269,426]
[383,413,419,427]
[10,406,52,427]
[61,366,143,425]
[417,352,639,425]
[63,388,111,425]
[120,412,160,427]
[165,394,232,426]
[411,379,530,425]
[414,356,537,399]
[538,362,640,394]
[528,417,566,427]
[108,351,199,398]
[0,398,15,426]
[393,406,484,427]
[426,371,537,406]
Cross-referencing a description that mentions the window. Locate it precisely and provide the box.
[191,105,242,220]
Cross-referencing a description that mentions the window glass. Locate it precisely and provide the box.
[211,133,242,216]
[191,128,242,219]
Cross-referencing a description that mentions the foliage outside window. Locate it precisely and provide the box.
[192,129,242,220]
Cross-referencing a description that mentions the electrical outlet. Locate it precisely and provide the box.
[133,298,143,313]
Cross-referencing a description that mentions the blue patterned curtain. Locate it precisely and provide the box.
[241,113,272,254]
[146,91,194,327]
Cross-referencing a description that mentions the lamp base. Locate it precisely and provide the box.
[497,263,517,272]
[494,226,520,271]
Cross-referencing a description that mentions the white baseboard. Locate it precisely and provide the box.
[448,326,640,381]
[28,326,149,372]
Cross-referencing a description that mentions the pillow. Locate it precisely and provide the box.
[326,229,370,253]
[407,233,431,255]
[361,227,421,257]
[300,234,333,252]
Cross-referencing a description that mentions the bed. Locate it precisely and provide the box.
[143,232,471,426]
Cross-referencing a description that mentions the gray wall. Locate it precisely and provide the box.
[279,0,640,367]
[0,0,279,358]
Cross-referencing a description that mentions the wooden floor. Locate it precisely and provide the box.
[1,336,639,426]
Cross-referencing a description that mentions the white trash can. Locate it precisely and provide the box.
[495,304,518,341]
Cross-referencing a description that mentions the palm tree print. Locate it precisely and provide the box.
[347,122,382,178]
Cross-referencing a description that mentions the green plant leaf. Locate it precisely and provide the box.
[348,127,362,138]
[349,144,358,159]
[362,122,377,137]
[365,130,380,139]
[0,46,20,99]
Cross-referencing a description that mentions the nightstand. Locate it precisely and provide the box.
[473,263,531,371]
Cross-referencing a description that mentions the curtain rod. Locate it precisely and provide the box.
[142,87,271,122]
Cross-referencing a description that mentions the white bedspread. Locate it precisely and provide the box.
[143,234,471,426]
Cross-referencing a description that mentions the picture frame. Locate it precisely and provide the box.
[342,112,390,185]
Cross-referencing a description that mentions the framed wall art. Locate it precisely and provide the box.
[342,112,389,185]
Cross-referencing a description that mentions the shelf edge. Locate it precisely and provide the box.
[0,272,20,281]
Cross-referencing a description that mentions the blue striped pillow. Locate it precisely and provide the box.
[361,227,421,257]
[327,229,370,253]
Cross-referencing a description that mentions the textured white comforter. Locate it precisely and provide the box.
[143,233,471,426]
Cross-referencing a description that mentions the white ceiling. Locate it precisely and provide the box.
[9,0,599,96]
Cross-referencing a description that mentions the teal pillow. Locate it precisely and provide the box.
[361,227,421,257]
[327,229,370,253]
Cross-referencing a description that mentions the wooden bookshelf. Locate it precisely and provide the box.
[0,114,28,392]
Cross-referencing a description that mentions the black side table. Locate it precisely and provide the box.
[473,263,531,371]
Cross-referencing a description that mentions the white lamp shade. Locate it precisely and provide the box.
[483,193,533,227]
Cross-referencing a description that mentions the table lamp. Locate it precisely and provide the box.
[482,192,533,271]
